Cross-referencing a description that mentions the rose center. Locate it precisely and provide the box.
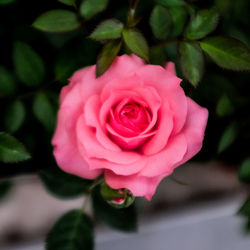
[118,102,150,132]
[107,100,155,149]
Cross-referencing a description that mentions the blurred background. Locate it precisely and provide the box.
[0,0,250,249]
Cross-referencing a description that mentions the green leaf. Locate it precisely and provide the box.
[0,181,12,201]
[80,0,109,20]
[33,10,80,33]
[58,0,76,6]
[238,199,250,216]
[0,132,31,163]
[217,123,237,153]
[179,41,204,87]
[90,19,124,41]
[122,29,149,62]
[0,0,15,5]
[185,8,219,40]
[33,92,57,132]
[0,66,16,97]
[4,100,25,133]
[200,36,250,71]
[169,6,187,37]
[150,5,172,40]
[46,210,94,250]
[239,158,250,183]
[92,187,137,232]
[39,167,93,199]
[96,40,122,77]
[216,95,234,117]
[13,41,45,87]
[155,0,184,7]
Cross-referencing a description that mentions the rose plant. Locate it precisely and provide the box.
[52,54,208,200]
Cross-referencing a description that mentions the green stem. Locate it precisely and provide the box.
[88,175,104,193]
[81,176,104,212]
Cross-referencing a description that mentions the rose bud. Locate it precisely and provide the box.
[100,183,135,209]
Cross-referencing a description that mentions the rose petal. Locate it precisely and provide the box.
[132,86,161,134]
[52,107,102,179]
[141,133,187,177]
[88,156,147,176]
[106,123,156,149]
[178,98,209,164]
[76,115,141,164]
[105,170,164,200]
[165,62,176,75]
[142,101,173,155]
[84,95,121,152]
[135,65,187,134]
[100,54,145,82]
[100,74,144,102]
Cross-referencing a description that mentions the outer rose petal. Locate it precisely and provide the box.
[135,65,187,135]
[165,62,176,75]
[100,54,144,83]
[179,98,209,164]
[61,54,144,106]
[140,133,187,177]
[105,170,164,200]
[52,107,102,179]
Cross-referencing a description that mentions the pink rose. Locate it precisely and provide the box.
[52,54,208,200]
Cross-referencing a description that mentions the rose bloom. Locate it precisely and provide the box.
[52,54,208,200]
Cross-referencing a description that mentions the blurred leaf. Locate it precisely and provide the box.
[169,6,187,37]
[216,95,234,117]
[90,19,124,41]
[58,0,76,6]
[33,92,57,132]
[155,0,184,7]
[4,100,25,133]
[0,181,12,201]
[80,0,109,20]
[179,41,204,87]
[33,10,80,33]
[92,187,137,232]
[239,158,250,183]
[0,66,16,97]
[0,0,15,4]
[13,41,45,87]
[217,123,237,153]
[46,210,94,250]
[238,199,250,216]
[185,8,219,40]
[200,36,250,70]
[0,132,31,163]
[39,167,93,199]
[150,5,172,40]
[122,28,149,62]
[150,45,166,66]
[96,40,122,77]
